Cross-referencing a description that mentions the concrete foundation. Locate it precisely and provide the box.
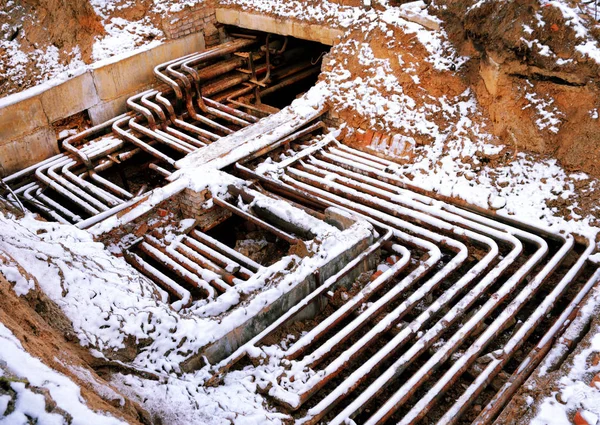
[0,32,205,177]
[215,8,344,46]
[182,220,375,369]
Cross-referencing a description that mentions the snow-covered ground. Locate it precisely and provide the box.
[0,323,126,424]
[0,0,599,424]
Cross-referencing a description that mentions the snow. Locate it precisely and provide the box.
[0,322,125,424]
[532,329,600,424]
[0,0,599,423]
[92,17,162,62]
[112,369,289,425]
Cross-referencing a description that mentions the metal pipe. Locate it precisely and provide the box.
[212,197,299,245]
[124,250,192,310]
[112,116,177,166]
[472,263,600,425]
[190,229,261,273]
[210,228,392,382]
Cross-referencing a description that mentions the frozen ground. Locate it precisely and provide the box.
[0,0,599,424]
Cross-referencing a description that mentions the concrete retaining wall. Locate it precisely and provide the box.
[215,8,344,46]
[0,32,205,177]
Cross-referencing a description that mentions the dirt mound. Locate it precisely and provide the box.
[439,0,600,82]
[0,257,148,423]
[0,0,104,95]
[22,0,105,61]
[430,0,600,178]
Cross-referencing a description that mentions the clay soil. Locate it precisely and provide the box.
[0,250,149,423]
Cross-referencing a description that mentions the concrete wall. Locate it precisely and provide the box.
[182,226,375,369]
[0,32,205,178]
[215,8,344,46]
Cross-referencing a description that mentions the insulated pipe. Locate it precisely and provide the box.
[260,67,320,98]
[157,38,256,99]
[238,121,325,165]
[34,139,124,215]
[61,112,135,171]
[46,160,111,211]
[212,197,300,245]
[203,97,259,123]
[237,155,532,420]
[472,263,600,425]
[281,158,523,415]
[112,116,177,166]
[390,237,575,425]
[127,90,159,130]
[143,235,217,298]
[181,236,253,280]
[190,229,261,273]
[124,251,192,310]
[181,56,245,84]
[209,228,393,382]
[153,51,202,99]
[61,160,124,207]
[23,184,69,224]
[150,91,217,144]
[274,146,552,424]
[128,118,195,154]
[35,187,82,222]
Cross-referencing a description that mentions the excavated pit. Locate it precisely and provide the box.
[1,28,599,425]
[1,31,330,227]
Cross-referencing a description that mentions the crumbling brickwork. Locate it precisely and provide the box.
[161,2,224,46]
[178,188,232,231]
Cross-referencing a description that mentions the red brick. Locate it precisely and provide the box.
[574,411,592,425]
[364,129,374,145]
[371,270,384,281]
[590,373,600,389]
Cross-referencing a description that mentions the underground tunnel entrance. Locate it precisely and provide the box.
[2,21,599,425]
[1,31,331,227]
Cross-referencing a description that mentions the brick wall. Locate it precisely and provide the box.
[161,2,224,46]
[178,188,232,231]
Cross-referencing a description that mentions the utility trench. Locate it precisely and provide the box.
[1,30,599,425]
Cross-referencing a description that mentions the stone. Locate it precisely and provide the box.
[215,8,343,46]
[0,127,59,177]
[480,55,502,96]
[0,96,48,141]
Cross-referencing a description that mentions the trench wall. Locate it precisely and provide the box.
[215,8,344,46]
[0,32,206,177]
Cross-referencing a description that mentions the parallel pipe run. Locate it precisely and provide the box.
[124,250,192,310]
[212,197,299,245]
[473,265,600,425]
[210,228,393,381]
[5,35,329,227]
[228,137,597,425]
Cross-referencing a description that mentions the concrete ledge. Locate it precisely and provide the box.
[215,8,344,46]
[182,226,375,369]
[0,32,205,177]
[0,128,59,176]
